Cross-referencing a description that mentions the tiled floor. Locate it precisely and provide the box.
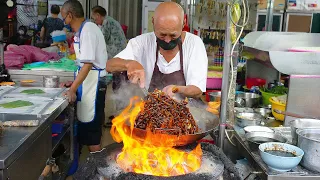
[79,84,117,162]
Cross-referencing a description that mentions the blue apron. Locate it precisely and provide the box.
[74,21,104,123]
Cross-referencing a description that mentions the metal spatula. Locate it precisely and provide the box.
[141,87,148,97]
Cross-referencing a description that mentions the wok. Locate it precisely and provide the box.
[117,106,219,147]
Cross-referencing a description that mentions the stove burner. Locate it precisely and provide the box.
[98,143,224,180]
[73,143,242,180]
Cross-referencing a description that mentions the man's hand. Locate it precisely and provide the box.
[60,81,73,88]
[163,85,202,98]
[64,89,77,103]
[162,85,181,98]
[126,60,145,88]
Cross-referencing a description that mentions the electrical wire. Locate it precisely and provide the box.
[224,0,249,145]
[228,0,250,99]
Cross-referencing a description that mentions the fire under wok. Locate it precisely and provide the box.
[118,106,219,147]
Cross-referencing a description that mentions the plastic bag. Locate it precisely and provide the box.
[4,51,25,69]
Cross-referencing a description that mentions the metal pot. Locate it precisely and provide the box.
[209,91,221,102]
[235,112,264,128]
[297,128,320,173]
[245,132,287,151]
[235,93,261,108]
[43,76,59,88]
[290,119,320,145]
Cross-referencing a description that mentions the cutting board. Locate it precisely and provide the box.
[0,98,52,115]
[4,87,65,100]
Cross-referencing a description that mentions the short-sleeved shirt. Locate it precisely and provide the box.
[43,17,64,43]
[100,16,127,59]
[74,22,108,71]
[115,32,208,92]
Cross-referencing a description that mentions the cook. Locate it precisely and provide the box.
[61,0,107,152]
[106,2,208,98]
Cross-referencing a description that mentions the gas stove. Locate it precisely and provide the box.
[73,143,242,180]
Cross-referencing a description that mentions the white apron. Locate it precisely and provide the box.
[74,21,104,123]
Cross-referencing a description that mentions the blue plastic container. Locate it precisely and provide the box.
[259,142,304,172]
[52,123,63,134]
[52,35,67,42]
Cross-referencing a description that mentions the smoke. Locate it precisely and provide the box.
[110,81,145,112]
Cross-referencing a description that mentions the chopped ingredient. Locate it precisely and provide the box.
[134,89,199,135]
[206,107,219,115]
[208,101,221,109]
[271,95,287,105]
[0,82,15,86]
[21,89,45,94]
[172,86,179,93]
[0,100,34,109]
[21,80,35,83]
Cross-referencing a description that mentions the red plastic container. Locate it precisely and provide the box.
[246,78,266,89]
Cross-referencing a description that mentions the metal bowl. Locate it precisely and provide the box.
[289,119,320,145]
[235,93,261,108]
[254,108,272,118]
[43,76,59,88]
[243,126,274,133]
[236,112,264,128]
[245,132,287,151]
[234,107,254,114]
[209,91,221,102]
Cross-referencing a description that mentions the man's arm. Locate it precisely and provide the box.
[183,36,208,97]
[106,58,130,72]
[40,27,45,41]
[69,63,93,92]
[176,85,203,97]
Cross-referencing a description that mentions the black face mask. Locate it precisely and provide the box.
[156,36,181,50]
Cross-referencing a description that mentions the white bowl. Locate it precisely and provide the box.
[244,126,274,133]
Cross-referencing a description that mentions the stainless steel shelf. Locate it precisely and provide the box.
[233,126,320,180]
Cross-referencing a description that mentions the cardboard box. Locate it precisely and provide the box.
[258,0,286,10]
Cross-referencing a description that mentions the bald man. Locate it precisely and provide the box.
[106,2,207,98]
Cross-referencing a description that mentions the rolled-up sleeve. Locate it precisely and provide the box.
[186,37,208,92]
[79,32,97,63]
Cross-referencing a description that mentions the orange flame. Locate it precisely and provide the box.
[110,96,203,177]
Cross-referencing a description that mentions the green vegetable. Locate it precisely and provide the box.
[261,86,288,95]
[0,100,34,109]
[21,89,45,94]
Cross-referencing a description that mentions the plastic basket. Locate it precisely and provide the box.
[260,90,282,105]
[207,78,222,89]
[270,97,286,121]
[246,78,266,89]
[52,35,67,42]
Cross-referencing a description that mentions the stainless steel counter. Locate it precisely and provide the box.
[0,98,69,180]
[233,125,320,180]
[8,69,74,83]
